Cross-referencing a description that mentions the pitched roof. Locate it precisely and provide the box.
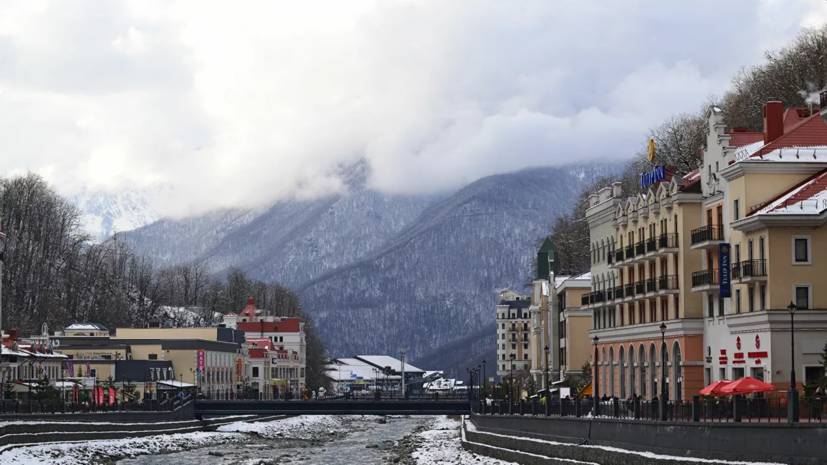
[750,113,827,159]
[750,168,827,216]
[728,130,763,147]
[238,297,259,318]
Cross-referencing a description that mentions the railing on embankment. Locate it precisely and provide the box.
[466,412,827,465]
[194,399,471,416]
[0,401,286,452]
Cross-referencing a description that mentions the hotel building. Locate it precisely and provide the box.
[698,100,827,389]
[495,290,531,379]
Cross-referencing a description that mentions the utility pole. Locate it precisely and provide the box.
[400,349,406,399]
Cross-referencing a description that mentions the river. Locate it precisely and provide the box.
[117,415,434,465]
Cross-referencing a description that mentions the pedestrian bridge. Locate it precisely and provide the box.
[194,399,470,416]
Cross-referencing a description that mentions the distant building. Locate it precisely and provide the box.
[554,273,591,380]
[495,290,531,379]
[223,297,306,395]
[326,355,424,396]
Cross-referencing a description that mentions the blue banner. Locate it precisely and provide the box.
[719,243,731,298]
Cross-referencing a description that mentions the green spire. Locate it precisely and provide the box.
[536,237,558,279]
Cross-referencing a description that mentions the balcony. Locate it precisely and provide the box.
[691,269,720,291]
[613,285,624,300]
[645,277,657,294]
[615,250,624,264]
[657,233,679,252]
[624,283,635,299]
[645,237,657,255]
[634,281,645,296]
[657,275,679,293]
[690,225,724,249]
[635,241,645,256]
[625,245,634,261]
[732,259,767,283]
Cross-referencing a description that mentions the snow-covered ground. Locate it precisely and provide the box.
[0,415,351,465]
[412,416,517,465]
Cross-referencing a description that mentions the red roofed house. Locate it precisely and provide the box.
[223,298,306,398]
[697,96,827,394]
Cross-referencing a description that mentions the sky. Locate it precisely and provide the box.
[1,0,826,216]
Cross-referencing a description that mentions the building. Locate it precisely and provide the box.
[495,290,531,379]
[528,239,557,388]
[555,273,592,381]
[698,100,827,389]
[326,355,424,396]
[588,170,706,402]
[223,297,307,396]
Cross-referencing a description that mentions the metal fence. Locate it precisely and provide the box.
[0,395,191,414]
[477,395,827,424]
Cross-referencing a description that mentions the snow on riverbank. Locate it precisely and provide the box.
[412,416,517,465]
[0,415,352,465]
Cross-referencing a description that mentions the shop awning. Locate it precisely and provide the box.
[156,380,195,389]
[699,380,731,396]
[717,377,774,395]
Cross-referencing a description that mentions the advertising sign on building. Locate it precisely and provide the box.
[197,349,205,374]
[719,243,731,298]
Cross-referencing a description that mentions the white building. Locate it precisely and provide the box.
[495,290,531,379]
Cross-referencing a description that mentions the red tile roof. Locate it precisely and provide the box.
[237,318,302,334]
[728,130,763,147]
[248,348,267,359]
[748,168,827,216]
[751,113,827,159]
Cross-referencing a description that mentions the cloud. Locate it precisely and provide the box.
[0,0,824,216]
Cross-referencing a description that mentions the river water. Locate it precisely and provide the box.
[118,416,433,465]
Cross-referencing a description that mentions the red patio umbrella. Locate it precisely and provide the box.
[717,376,774,395]
[699,380,731,396]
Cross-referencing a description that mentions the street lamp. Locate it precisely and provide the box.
[543,345,550,392]
[592,335,599,416]
[787,302,799,423]
[0,230,6,405]
[509,353,515,414]
[481,360,486,398]
[659,322,667,421]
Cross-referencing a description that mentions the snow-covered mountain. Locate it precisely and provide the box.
[71,188,162,243]
[117,163,619,375]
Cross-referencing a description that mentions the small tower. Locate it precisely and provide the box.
[536,237,559,280]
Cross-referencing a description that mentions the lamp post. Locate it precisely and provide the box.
[481,360,487,398]
[659,322,667,421]
[476,364,482,401]
[0,230,6,405]
[593,335,599,416]
[544,345,550,392]
[509,353,515,414]
[787,302,799,423]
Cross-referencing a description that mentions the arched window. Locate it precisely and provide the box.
[673,342,683,402]
[628,345,636,396]
[649,344,656,399]
[639,345,646,398]
[619,346,626,398]
[609,347,615,397]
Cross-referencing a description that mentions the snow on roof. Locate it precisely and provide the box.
[744,112,827,160]
[355,355,424,374]
[157,379,195,388]
[751,169,827,216]
[65,323,107,331]
[553,275,570,288]
[324,363,400,381]
[1,346,30,357]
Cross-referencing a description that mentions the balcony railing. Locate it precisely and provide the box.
[635,241,645,256]
[624,283,634,297]
[613,286,624,300]
[606,288,614,300]
[635,281,645,295]
[645,278,657,293]
[691,269,719,287]
[658,274,678,291]
[645,238,657,253]
[581,293,590,306]
[658,233,678,250]
[625,245,634,260]
[690,225,724,245]
[615,250,624,263]
[732,259,767,280]
[607,252,613,265]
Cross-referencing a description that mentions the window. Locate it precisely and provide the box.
[252,367,259,378]
[793,236,811,264]
[732,367,745,380]
[735,289,741,314]
[748,287,755,313]
[733,199,740,221]
[759,284,766,310]
[148,354,158,360]
[795,285,811,309]
[719,367,726,381]
[707,294,714,318]
[718,295,724,317]
[750,367,764,381]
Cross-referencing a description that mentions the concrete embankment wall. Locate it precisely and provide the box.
[0,404,284,451]
[466,414,827,465]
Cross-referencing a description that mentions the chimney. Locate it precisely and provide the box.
[763,101,784,143]
[612,181,622,198]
